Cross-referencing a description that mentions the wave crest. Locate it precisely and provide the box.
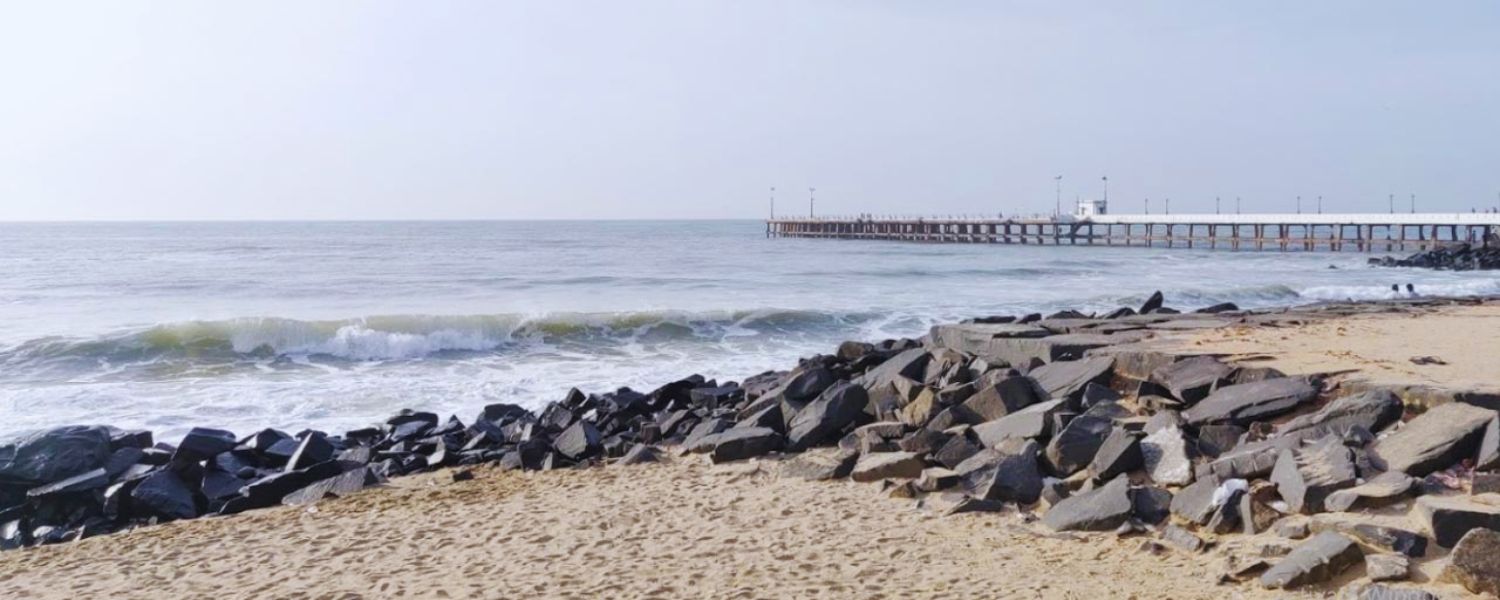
[0,309,867,364]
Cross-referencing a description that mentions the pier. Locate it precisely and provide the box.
[766,202,1500,252]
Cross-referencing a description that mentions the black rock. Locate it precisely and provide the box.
[781,366,837,402]
[129,470,199,520]
[286,432,336,472]
[173,427,238,464]
[239,428,293,454]
[973,399,1068,447]
[554,421,602,461]
[786,382,869,452]
[0,425,113,486]
[932,433,982,470]
[682,418,733,452]
[102,447,146,478]
[1195,302,1239,314]
[952,377,1042,423]
[1183,378,1319,427]
[25,467,110,499]
[955,439,1043,504]
[1027,357,1115,405]
[1041,474,1133,532]
[200,468,246,502]
[1138,291,1164,314]
[1259,531,1363,589]
[1149,356,1234,405]
[110,429,154,450]
[1132,485,1173,524]
[1088,427,1143,481]
[1044,410,1114,476]
[709,427,784,464]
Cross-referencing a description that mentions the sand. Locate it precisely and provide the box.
[4,302,1498,599]
[1166,304,1500,392]
[0,454,1369,600]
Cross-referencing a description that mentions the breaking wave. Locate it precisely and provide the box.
[0,309,880,365]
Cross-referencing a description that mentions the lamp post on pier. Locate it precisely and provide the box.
[770,187,775,219]
[809,188,816,218]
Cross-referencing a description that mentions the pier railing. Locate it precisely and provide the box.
[766,214,1500,252]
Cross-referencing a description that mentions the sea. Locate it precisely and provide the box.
[2,220,1496,443]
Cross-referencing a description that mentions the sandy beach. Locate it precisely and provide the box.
[0,454,1387,600]
[3,299,1499,599]
[1168,303,1500,393]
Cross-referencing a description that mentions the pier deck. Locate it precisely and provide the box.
[766,213,1500,252]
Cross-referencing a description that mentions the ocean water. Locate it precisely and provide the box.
[1,220,1496,442]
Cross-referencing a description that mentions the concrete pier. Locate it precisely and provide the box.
[766,211,1500,252]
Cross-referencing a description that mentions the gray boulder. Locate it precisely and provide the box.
[1043,409,1114,476]
[1324,471,1416,512]
[787,382,870,451]
[1041,474,1133,531]
[850,451,926,482]
[1276,389,1402,442]
[952,377,1042,423]
[1259,531,1363,589]
[955,439,1043,504]
[1269,437,1357,514]
[1149,356,1234,404]
[973,399,1068,447]
[1027,356,1114,403]
[779,448,858,480]
[710,427,784,464]
[1087,427,1142,481]
[1183,378,1319,427]
[1372,402,1496,476]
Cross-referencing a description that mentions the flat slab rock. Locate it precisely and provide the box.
[1325,471,1416,512]
[1259,531,1364,589]
[1416,494,1500,548]
[1041,475,1133,532]
[779,449,857,481]
[1183,377,1318,427]
[850,451,926,483]
[1372,401,1496,476]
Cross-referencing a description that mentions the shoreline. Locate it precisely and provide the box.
[4,292,1500,597]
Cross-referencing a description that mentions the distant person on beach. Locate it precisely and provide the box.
[1391,284,1400,294]
[1407,283,1417,297]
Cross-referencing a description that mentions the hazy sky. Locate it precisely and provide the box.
[2,2,1498,220]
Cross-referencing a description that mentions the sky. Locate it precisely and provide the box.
[1,1,1498,220]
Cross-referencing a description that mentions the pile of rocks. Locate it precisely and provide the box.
[1370,243,1500,271]
[4,292,1500,595]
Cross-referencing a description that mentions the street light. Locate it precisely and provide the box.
[1165,198,1171,214]
[1055,175,1062,218]
[810,187,816,218]
[1297,195,1302,214]
[1318,195,1322,214]
[770,187,775,219]
[1410,193,1415,214]
[1216,196,1221,215]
